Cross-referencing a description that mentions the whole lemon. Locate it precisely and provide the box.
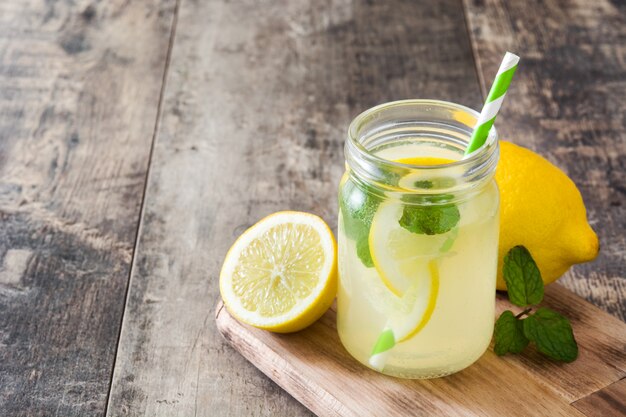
[495,141,599,290]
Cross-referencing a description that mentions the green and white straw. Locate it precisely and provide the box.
[369,327,397,371]
[465,51,520,155]
[368,52,520,372]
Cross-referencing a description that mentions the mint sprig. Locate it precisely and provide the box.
[494,246,578,362]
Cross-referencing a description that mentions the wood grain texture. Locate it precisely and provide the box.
[216,283,626,416]
[463,0,626,320]
[0,0,176,415]
[494,285,626,402]
[572,378,626,417]
[105,0,483,415]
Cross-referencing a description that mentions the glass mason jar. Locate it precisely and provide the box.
[337,100,500,379]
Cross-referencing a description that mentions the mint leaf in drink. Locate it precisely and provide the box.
[398,203,460,235]
[523,307,578,362]
[356,234,374,268]
[339,178,379,267]
[494,310,529,355]
[339,180,379,239]
[413,180,433,189]
[403,176,456,191]
[503,246,544,307]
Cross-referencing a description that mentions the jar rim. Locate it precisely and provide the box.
[347,99,498,171]
[344,99,500,198]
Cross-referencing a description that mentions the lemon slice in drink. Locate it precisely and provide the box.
[219,211,337,333]
[368,202,443,368]
[369,201,449,296]
[369,156,454,297]
[368,157,456,367]
[392,259,439,342]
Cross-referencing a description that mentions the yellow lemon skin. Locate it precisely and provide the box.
[496,141,599,290]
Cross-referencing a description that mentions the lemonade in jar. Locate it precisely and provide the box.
[337,100,500,378]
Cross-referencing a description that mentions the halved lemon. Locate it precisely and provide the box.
[219,211,337,333]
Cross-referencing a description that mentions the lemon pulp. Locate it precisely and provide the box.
[220,211,337,333]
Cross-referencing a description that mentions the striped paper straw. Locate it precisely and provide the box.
[465,52,520,155]
[369,327,396,371]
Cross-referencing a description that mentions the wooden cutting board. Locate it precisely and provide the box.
[216,284,626,416]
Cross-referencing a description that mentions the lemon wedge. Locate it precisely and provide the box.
[219,211,337,333]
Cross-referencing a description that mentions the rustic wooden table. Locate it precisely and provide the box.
[0,0,624,416]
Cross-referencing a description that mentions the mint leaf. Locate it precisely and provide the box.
[413,180,433,189]
[503,246,544,307]
[356,234,374,268]
[523,307,578,362]
[376,166,401,186]
[398,203,460,235]
[406,177,456,190]
[339,179,379,267]
[496,247,579,363]
[339,180,379,239]
[494,310,529,355]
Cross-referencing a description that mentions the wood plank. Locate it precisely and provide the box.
[0,0,176,415]
[216,288,625,416]
[572,378,626,417]
[463,0,626,320]
[493,284,626,402]
[106,0,484,415]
